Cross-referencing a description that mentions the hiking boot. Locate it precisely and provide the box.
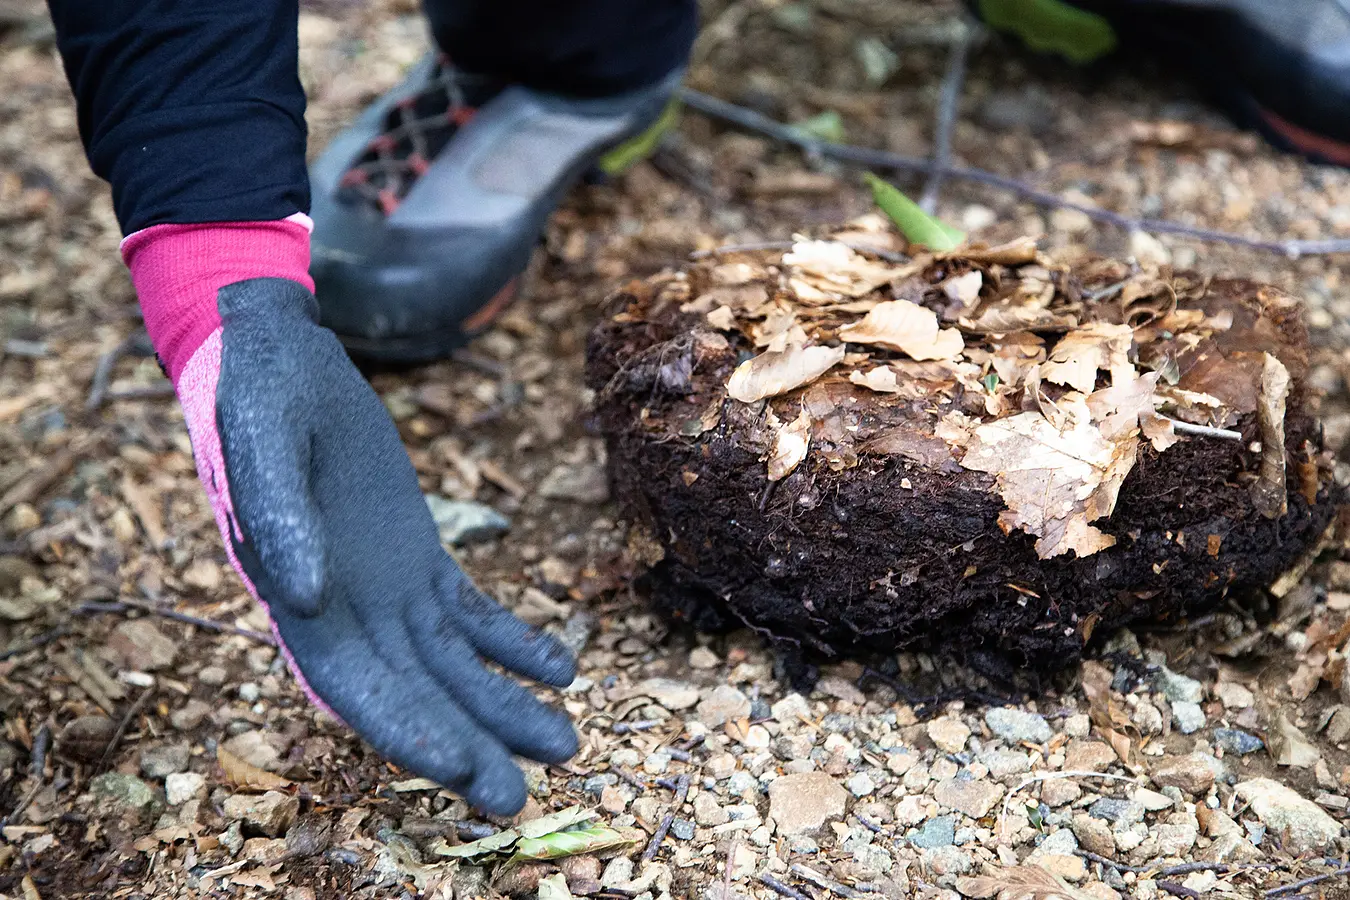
[310,55,682,363]
[973,0,1350,165]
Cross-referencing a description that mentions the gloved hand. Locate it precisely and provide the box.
[123,222,577,815]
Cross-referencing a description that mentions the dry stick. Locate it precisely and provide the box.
[678,89,1350,258]
[97,686,155,771]
[1075,850,1279,878]
[86,330,155,411]
[1265,865,1350,898]
[0,625,69,662]
[1159,883,1202,900]
[641,773,690,862]
[1,724,52,829]
[919,20,976,212]
[76,597,275,645]
[1163,419,1243,441]
[791,863,867,898]
[758,874,814,900]
[105,384,176,403]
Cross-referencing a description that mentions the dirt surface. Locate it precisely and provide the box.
[7,0,1350,898]
[588,248,1338,670]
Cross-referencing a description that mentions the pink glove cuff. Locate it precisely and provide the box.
[121,214,315,386]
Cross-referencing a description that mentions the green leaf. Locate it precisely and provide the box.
[1025,803,1044,831]
[788,110,846,144]
[983,372,1000,393]
[864,173,965,251]
[538,874,574,900]
[513,825,637,861]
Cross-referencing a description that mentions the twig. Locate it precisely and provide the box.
[0,625,69,662]
[86,331,155,411]
[679,89,1350,258]
[791,863,865,898]
[105,384,176,403]
[854,813,883,834]
[97,686,155,770]
[0,433,101,516]
[1159,883,1202,899]
[641,773,689,862]
[1266,866,1350,898]
[1163,419,1243,441]
[75,597,275,645]
[1075,851,1279,877]
[615,767,647,793]
[919,20,976,211]
[1,724,53,830]
[758,874,814,900]
[612,719,662,735]
[3,339,48,359]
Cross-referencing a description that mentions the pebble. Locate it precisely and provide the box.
[984,708,1052,744]
[1237,778,1343,854]
[846,772,876,797]
[1152,753,1222,795]
[852,843,892,876]
[928,716,971,754]
[696,685,751,727]
[894,795,928,827]
[89,773,162,821]
[771,693,811,726]
[221,790,299,837]
[1213,728,1264,756]
[1040,779,1081,808]
[538,462,609,504]
[1131,788,1174,812]
[933,777,1003,819]
[1088,798,1145,826]
[694,792,729,826]
[671,818,695,840]
[1072,814,1116,857]
[601,857,634,888]
[1157,667,1205,704]
[922,845,972,876]
[165,772,206,806]
[1170,701,1206,734]
[1034,829,1078,856]
[640,678,700,711]
[1183,871,1218,894]
[688,646,719,669]
[169,699,211,731]
[107,619,179,671]
[424,495,510,546]
[1063,740,1116,772]
[1214,682,1255,709]
[1155,821,1198,856]
[980,750,1032,779]
[768,772,848,836]
[139,742,190,780]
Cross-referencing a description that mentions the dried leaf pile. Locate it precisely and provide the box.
[587,221,1340,665]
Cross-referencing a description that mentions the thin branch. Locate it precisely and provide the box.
[98,686,155,770]
[679,89,1350,258]
[86,330,155,411]
[1159,883,1202,900]
[0,625,69,662]
[1266,866,1350,898]
[641,773,690,862]
[75,597,275,645]
[758,874,814,900]
[1163,419,1243,441]
[920,20,976,211]
[791,863,866,898]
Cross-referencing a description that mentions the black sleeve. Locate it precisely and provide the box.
[46,0,310,234]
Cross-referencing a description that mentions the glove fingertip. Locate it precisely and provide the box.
[467,767,528,818]
[521,633,579,688]
[277,556,325,618]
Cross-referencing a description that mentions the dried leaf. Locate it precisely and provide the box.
[706,305,738,331]
[944,237,1040,266]
[1085,372,1159,441]
[121,473,167,549]
[849,367,905,394]
[941,271,983,309]
[838,299,964,361]
[726,344,846,403]
[1041,323,1135,394]
[1252,352,1290,519]
[960,305,1076,335]
[768,407,812,481]
[217,746,293,791]
[989,333,1046,390]
[538,873,574,900]
[956,864,1096,900]
[783,240,906,301]
[518,806,598,838]
[1141,413,1180,452]
[961,397,1135,559]
[1270,713,1320,768]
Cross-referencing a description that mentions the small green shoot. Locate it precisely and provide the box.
[788,110,846,144]
[864,172,965,251]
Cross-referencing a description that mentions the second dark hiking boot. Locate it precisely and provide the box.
[974,0,1350,166]
[309,56,681,364]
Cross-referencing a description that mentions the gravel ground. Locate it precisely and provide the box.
[5,1,1350,898]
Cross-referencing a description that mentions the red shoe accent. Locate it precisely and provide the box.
[1258,105,1350,167]
[378,189,400,216]
[461,278,519,332]
[450,106,477,127]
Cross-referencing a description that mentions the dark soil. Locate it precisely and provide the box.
[588,264,1341,670]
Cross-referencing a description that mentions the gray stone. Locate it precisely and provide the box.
[852,843,893,876]
[908,815,956,849]
[1213,729,1264,756]
[1326,707,1350,744]
[768,772,848,836]
[1088,798,1145,826]
[1171,701,1206,735]
[1157,667,1205,704]
[165,772,206,806]
[1072,814,1116,857]
[672,818,695,840]
[694,792,729,827]
[424,496,510,546]
[221,790,299,837]
[601,857,634,888]
[1132,788,1174,811]
[927,716,970,754]
[1237,778,1343,854]
[1156,821,1198,857]
[1153,753,1224,795]
[980,750,1032,779]
[1034,829,1078,856]
[139,742,190,780]
[696,685,751,727]
[89,773,162,821]
[933,777,1003,819]
[640,677,700,710]
[538,462,609,504]
[984,708,1052,744]
[922,845,973,876]
[847,772,876,797]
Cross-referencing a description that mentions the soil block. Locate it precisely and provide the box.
[586,224,1342,669]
